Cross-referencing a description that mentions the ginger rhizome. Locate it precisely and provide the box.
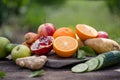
[15,55,47,70]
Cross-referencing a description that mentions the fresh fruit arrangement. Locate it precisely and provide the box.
[0,23,120,73]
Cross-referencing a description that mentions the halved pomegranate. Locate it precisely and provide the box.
[30,36,53,55]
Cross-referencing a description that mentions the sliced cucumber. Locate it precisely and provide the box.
[71,63,88,73]
[96,55,104,70]
[85,58,99,72]
[100,51,120,67]
[71,51,120,73]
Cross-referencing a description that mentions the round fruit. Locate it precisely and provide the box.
[0,37,10,59]
[24,32,39,44]
[38,23,56,37]
[22,41,31,48]
[11,45,31,61]
[97,31,109,38]
[53,27,76,39]
[76,24,98,41]
[31,36,53,55]
[53,36,78,57]
[5,43,18,53]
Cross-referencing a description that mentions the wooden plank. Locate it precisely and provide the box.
[1,60,120,80]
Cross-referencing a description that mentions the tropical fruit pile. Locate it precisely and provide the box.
[0,23,120,71]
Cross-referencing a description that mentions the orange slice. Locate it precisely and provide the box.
[76,24,98,41]
[53,36,78,57]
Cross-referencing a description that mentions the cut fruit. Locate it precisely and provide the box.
[53,36,78,57]
[31,36,53,55]
[53,27,76,39]
[71,63,88,73]
[75,34,84,48]
[85,58,99,71]
[76,24,98,41]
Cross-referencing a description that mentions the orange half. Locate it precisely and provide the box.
[76,24,98,41]
[53,36,78,57]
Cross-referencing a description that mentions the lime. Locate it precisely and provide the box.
[0,37,10,59]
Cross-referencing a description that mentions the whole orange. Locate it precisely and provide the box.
[53,27,76,39]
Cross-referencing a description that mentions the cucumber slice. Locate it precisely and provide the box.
[96,56,104,70]
[85,58,99,71]
[71,63,88,73]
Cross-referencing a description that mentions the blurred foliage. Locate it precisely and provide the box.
[0,0,66,43]
[106,0,120,16]
[34,0,65,6]
[0,0,120,44]
[0,0,66,28]
[0,0,29,25]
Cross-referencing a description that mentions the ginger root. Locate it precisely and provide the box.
[84,38,120,54]
[15,55,47,70]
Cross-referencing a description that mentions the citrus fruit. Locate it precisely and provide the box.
[53,27,76,39]
[0,37,10,59]
[53,36,78,57]
[75,34,84,48]
[5,43,18,53]
[76,24,98,41]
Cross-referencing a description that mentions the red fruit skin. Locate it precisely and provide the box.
[97,31,109,38]
[31,44,53,55]
[30,36,53,55]
[38,23,56,37]
[24,32,39,44]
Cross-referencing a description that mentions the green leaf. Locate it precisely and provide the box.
[80,46,96,57]
[0,71,6,78]
[29,70,45,78]
[77,49,86,59]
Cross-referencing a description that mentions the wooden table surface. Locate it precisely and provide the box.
[1,60,120,80]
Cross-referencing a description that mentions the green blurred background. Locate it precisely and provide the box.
[0,0,120,44]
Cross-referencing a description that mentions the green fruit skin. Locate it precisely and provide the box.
[0,37,10,59]
[11,45,31,61]
[5,43,19,53]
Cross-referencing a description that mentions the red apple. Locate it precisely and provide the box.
[97,31,109,38]
[38,23,56,37]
